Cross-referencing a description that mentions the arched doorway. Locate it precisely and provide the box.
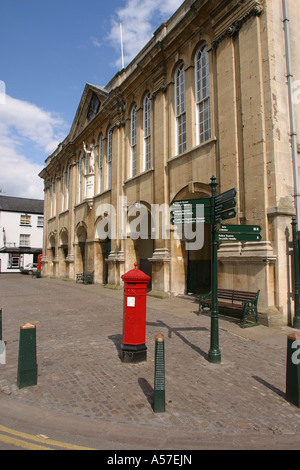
[186,223,211,294]
[95,217,111,284]
[128,202,154,290]
[172,183,211,295]
[48,233,56,276]
[59,228,68,277]
[75,223,87,273]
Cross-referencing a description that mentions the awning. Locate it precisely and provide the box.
[0,246,42,254]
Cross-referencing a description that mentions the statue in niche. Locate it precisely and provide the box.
[83,142,95,174]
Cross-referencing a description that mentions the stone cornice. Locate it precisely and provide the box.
[212,1,263,49]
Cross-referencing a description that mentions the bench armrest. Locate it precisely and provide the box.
[242,290,260,308]
[198,291,211,315]
[198,291,211,302]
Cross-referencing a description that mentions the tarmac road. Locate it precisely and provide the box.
[0,273,300,451]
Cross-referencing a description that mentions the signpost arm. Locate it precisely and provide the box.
[292,217,300,328]
[208,176,221,363]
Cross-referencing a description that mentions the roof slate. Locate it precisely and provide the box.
[0,196,44,214]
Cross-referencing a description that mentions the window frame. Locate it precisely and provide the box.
[20,214,31,226]
[143,93,151,171]
[130,105,137,177]
[195,45,211,145]
[78,152,82,204]
[99,134,103,194]
[19,234,30,247]
[8,254,21,269]
[107,128,112,190]
[175,63,187,155]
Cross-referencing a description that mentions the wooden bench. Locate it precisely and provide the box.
[76,271,94,284]
[198,288,260,327]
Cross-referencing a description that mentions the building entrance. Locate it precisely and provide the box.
[187,223,211,294]
[172,184,211,296]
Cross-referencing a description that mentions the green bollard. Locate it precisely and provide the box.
[154,333,165,413]
[286,333,300,407]
[0,308,6,365]
[17,323,38,389]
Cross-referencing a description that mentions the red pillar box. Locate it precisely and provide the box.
[37,254,42,271]
[121,263,150,363]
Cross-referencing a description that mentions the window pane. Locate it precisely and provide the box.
[131,106,137,177]
[145,136,151,170]
[37,216,43,227]
[131,146,136,176]
[107,129,112,189]
[143,94,151,170]
[175,64,186,154]
[9,254,20,268]
[175,64,185,117]
[198,98,211,143]
[178,113,187,154]
[20,214,31,225]
[195,46,211,143]
[20,234,30,246]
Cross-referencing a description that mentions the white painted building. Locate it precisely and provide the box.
[0,196,44,273]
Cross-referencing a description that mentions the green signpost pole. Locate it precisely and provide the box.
[208,176,221,363]
[292,217,300,329]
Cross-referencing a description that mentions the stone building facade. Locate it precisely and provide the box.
[39,0,300,326]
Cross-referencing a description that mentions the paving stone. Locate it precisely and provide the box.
[1,274,300,449]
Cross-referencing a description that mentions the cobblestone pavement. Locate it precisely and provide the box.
[1,273,300,450]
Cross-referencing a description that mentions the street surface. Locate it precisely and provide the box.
[0,273,300,451]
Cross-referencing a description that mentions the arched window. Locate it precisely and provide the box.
[78,152,82,203]
[66,164,71,209]
[143,93,151,171]
[107,128,112,190]
[99,134,103,193]
[130,105,137,177]
[195,45,211,144]
[175,63,186,155]
[50,183,54,217]
[61,171,65,212]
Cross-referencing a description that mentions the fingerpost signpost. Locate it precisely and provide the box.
[171,175,262,363]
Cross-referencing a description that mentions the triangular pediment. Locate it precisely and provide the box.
[69,83,109,141]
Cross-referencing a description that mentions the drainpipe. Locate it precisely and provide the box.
[282,0,300,327]
[282,0,300,228]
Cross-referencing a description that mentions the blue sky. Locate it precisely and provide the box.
[0,0,182,199]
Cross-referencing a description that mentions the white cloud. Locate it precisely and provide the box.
[0,95,68,199]
[90,37,102,48]
[107,0,183,68]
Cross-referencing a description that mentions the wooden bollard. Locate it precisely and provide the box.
[17,323,38,389]
[154,333,165,413]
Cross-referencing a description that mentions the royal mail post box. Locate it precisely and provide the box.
[120,262,150,363]
[37,254,42,271]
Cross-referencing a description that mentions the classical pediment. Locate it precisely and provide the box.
[68,83,109,141]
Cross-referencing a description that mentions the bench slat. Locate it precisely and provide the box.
[198,287,260,327]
